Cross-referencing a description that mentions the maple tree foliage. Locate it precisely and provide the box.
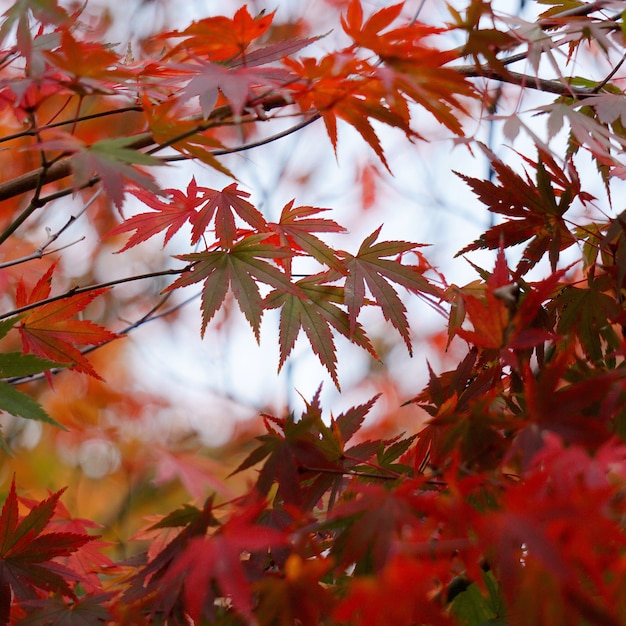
[1,0,626,623]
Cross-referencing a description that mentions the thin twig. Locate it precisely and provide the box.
[0,189,103,269]
[7,290,202,385]
[409,0,427,26]
[455,65,595,97]
[163,114,321,162]
[0,106,144,145]
[593,52,626,93]
[0,266,191,321]
[0,237,85,270]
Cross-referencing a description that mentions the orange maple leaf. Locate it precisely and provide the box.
[16,264,118,380]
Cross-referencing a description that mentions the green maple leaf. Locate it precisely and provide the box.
[342,227,441,355]
[166,234,297,340]
[265,272,377,388]
[34,132,162,209]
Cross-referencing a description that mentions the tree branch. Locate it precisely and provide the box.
[455,65,596,97]
[0,95,291,204]
[0,266,190,320]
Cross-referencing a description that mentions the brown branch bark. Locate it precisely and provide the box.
[0,95,291,204]
[455,65,596,98]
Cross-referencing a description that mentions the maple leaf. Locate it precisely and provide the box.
[518,352,624,451]
[340,0,404,49]
[0,476,93,623]
[0,317,66,435]
[162,499,288,623]
[0,0,68,61]
[16,264,118,380]
[329,481,428,571]
[342,227,442,354]
[158,6,318,119]
[456,153,576,276]
[234,389,381,510]
[160,6,276,62]
[32,131,163,209]
[17,593,114,625]
[455,148,593,276]
[122,497,218,616]
[265,200,347,273]
[476,440,626,626]
[166,234,297,340]
[448,248,558,355]
[41,499,118,594]
[265,272,377,388]
[233,399,342,507]
[340,0,476,136]
[284,54,417,170]
[174,59,293,119]
[107,179,267,251]
[448,0,518,75]
[449,570,506,626]
[191,182,267,247]
[551,277,622,362]
[143,97,236,178]
[106,176,209,252]
[332,554,455,626]
[255,554,335,626]
[536,0,586,20]
[42,29,139,93]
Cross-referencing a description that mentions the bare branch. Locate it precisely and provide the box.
[0,266,191,321]
[455,65,596,97]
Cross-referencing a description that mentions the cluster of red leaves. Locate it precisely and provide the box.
[2,0,626,625]
[0,476,113,625]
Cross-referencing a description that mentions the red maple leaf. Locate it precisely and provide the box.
[456,147,594,277]
[106,176,210,251]
[265,200,347,273]
[162,499,288,622]
[333,553,455,626]
[16,264,118,380]
[43,30,137,90]
[191,183,267,247]
[159,6,276,63]
[38,499,118,594]
[0,477,93,624]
